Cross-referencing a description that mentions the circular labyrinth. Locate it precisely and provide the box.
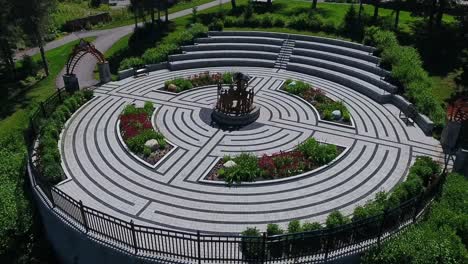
[60,66,443,234]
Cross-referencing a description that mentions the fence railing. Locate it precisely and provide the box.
[25,89,444,263]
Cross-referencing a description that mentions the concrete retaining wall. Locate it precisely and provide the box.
[169,59,275,71]
[169,51,278,62]
[118,68,135,80]
[182,44,281,53]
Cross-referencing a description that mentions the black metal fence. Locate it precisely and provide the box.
[25,90,443,263]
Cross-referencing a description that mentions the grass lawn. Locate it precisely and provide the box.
[0,37,95,139]
[94,0,215,30]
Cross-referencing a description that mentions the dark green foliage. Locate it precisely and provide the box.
[326,211,350,228]
[283,80,311,95]
[288,220,302,233]
[266,224,284,236]
[240,227,263,260]
[362,174,468,263]
[119,23,208,71]
[122,102,155,116]
[302,222,322,232]
[38,91,93,184]
[208,18,224,31]
[164,78,194,92]
[222,72,233,84]
[296,138,338,165]
[363,27,445,127]
[126,130,164,154]
[222,153,263,184]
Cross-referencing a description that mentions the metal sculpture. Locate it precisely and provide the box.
[66,39,106,75]
[211,72,260,127]
[215,72,254,115]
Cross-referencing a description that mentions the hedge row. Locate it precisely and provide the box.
[363,27,446,127]
[118,23,208,71]
[362,173,468,263]
[38,90,93,184]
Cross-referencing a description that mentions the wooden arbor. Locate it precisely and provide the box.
[63,39,111,92]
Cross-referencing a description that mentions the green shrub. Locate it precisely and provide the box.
[260,14,273,28]
[223,153,262,184]
[272,16,285,27]
[283,80,310,95]
[288,220,302,233]
[241,227,262,260]
[302,222,322,232]
[126,130,164,154]
[43,163,63,184]
[222,72,233,84]
[119,57,144,71]
[362,225,468,264]
[287,13,310,31]
[165,78,193,92]
[267,224,284,236]
[326,211,350,228]
[208,19,224,31]
[142,43,178,64]
[296,138,338,166]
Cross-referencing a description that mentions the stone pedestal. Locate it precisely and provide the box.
[454,149,468,177]
[211,105,261,127]
[63,74,80,93]
[98,61,112,84]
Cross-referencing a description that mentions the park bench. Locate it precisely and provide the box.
[134,66,149,78]
[399,104,417,126]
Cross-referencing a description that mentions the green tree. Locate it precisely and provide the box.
[231,0,237,9]
[0,0,20,79]
[16,0,56,77]
[373,0,381,21]
[312,0,318,9]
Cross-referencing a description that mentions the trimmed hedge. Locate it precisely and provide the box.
[363,27,446,127]
[118,23,208,71]
[38,90,94,184]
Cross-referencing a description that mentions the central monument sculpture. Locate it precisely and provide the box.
[211,72,260,127]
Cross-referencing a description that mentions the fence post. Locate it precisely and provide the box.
[40,102,47,118]
[377,209,388,248]
[130,220,138,254]
[78,200,88,233]
[197,231,201,264]
[261,232,267,264]
[324,231,330,263]
[413,193,423,223]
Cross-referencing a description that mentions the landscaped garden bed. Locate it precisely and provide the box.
[282,79,352,125]
[206,138,344,184]
[119,102,172,165]
[164,71,234,93]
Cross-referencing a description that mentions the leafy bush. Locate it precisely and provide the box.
[142,43,178,64]
[38,91,93,184]
[240,227,263,260]
[283,80,311,95]
[208,19,224,31]
[288,220,302,233]
[126,129,164,154]
[302,222,322,232]
[119,57,144,71]
[326,211,350,228]
[266,224,284,236]
[296,138,338,165]
[222,153,263,184]
[363,27,445,127]
[165,78,194,92]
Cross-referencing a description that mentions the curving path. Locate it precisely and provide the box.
[58,66,443,234]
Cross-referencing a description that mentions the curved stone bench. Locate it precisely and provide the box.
[290,55,397,93]
[169,58,275,71]
[287,62,392,103]
[293,48,387,76]
[208,31,375,53]
[294,40,380,64]
[182,43,282,53]
[169,50,278,62]
[196,36,284,46]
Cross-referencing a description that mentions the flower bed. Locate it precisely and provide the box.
[119,102,172,165]
[283,79,351,125]
[164,71,234,93]
[206,138,344,184]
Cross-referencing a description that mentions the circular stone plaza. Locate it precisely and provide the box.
[56,31,443,235]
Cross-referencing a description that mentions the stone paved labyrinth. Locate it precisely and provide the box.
[59,66,443,233]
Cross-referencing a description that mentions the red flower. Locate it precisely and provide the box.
[120,113,152,140]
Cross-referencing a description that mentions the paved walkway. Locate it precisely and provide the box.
[14,0,230,88]
[58,66,443,234]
